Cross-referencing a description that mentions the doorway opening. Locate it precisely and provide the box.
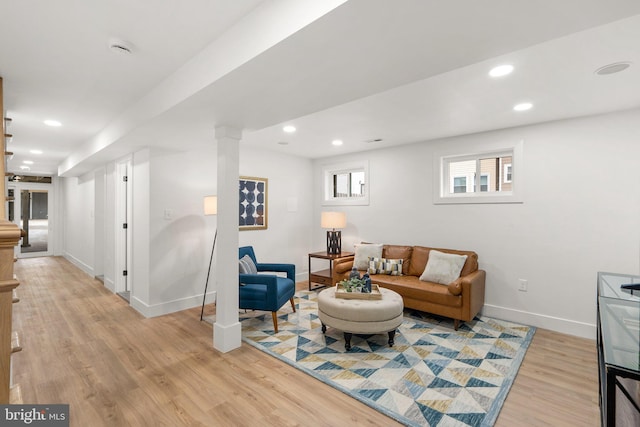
[8,179,53,258]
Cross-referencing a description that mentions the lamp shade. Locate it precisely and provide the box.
[204,195,218,216]
[321,211,346,229]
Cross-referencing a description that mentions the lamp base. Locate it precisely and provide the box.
[326,230,341,255]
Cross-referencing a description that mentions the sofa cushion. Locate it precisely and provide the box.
[407,246,430,276]
[368,257,403,275]
[419,250,467,285]
[382,245,412,275]
[371,275,462,308]
[353,243,383,270]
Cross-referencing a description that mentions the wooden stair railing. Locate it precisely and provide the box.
[0,221,22,404]
[1,77,24,404]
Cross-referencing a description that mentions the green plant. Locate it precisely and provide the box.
[339,277,366,292]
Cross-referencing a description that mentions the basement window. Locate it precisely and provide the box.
[434,140,523,204]
[322,160,369,206]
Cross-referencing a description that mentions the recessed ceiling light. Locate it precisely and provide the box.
[283,125,296,133]
[595,62,632,76]
[365,138,383,143]
[489,64,514,78]
[513,102,533,111]
[30,149,43,154]
[20,166,30,171]
[44,119,62,127]
[23,160,34,165]
[332,139,343,146]
[277,141,289,145]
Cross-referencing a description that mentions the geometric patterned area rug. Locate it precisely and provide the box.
[240,291,536,427]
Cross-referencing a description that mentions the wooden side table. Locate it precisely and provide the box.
[308,251,354,291]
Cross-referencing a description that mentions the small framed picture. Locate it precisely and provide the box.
[239,176,268,230]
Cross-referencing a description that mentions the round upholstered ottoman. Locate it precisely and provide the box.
[317,287,404,351]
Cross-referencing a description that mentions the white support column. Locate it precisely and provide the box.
[213,126,242,352]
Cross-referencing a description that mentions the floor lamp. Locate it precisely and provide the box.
[200,195,217,321]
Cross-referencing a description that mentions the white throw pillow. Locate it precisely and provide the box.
[239,255,258,275]
[419,250,467,285]
[353,243,383,270]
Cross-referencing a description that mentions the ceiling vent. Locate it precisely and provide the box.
[109,39,133,55]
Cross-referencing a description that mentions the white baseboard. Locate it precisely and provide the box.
[130,291,217,318]
[482,304,596,340]
[103,277,115,292]
[214,321,242,352]
[63,252,94,277]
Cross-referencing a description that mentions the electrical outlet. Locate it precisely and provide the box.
[163,209,173,220]
[518,279,528,292]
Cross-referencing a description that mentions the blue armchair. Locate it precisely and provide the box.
[238,246,296,333]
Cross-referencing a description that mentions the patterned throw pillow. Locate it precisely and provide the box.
[239,255,258,275]
[368,257,403,276]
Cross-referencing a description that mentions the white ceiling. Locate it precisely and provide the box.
[2,0,640,177]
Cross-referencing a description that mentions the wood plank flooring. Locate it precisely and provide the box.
[12,257,600,426]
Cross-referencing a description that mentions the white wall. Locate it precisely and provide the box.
[61,141,314,317]
[313,108,640,339]
[60,173,95,275]
[238,145,314,275]
[131,149,151,312]
[139,146,216,314]
[129,143,314,316]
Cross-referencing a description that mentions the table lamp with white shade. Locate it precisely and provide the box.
[321,211,346,255]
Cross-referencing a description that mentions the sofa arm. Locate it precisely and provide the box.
[448,269,485,296]
[257,263,295,281]
[334,256,354,274]
[332,256,355,285]
[449,269,486,321]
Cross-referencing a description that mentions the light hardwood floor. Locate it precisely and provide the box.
[12,257,600,426]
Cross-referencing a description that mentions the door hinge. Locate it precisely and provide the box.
[123,223,128,229]
[123,270,128,276]
[123,176,128,182]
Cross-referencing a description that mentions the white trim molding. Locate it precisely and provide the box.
[482,303,596,340]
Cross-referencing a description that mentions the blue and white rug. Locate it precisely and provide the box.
[240,291,535,427]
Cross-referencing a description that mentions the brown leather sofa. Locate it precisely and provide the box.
[333,245,485,330]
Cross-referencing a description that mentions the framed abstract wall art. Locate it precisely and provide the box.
[239,176,268,230]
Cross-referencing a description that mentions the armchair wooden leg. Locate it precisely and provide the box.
[290,297,296,312]
[272,312,279,333]
[454,319,460,331]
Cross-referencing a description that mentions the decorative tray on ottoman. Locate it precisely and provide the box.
[334,283,382,300]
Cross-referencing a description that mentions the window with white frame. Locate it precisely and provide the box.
[504,163,512,183]
[434,141,523,204]
[323,160,369,206]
